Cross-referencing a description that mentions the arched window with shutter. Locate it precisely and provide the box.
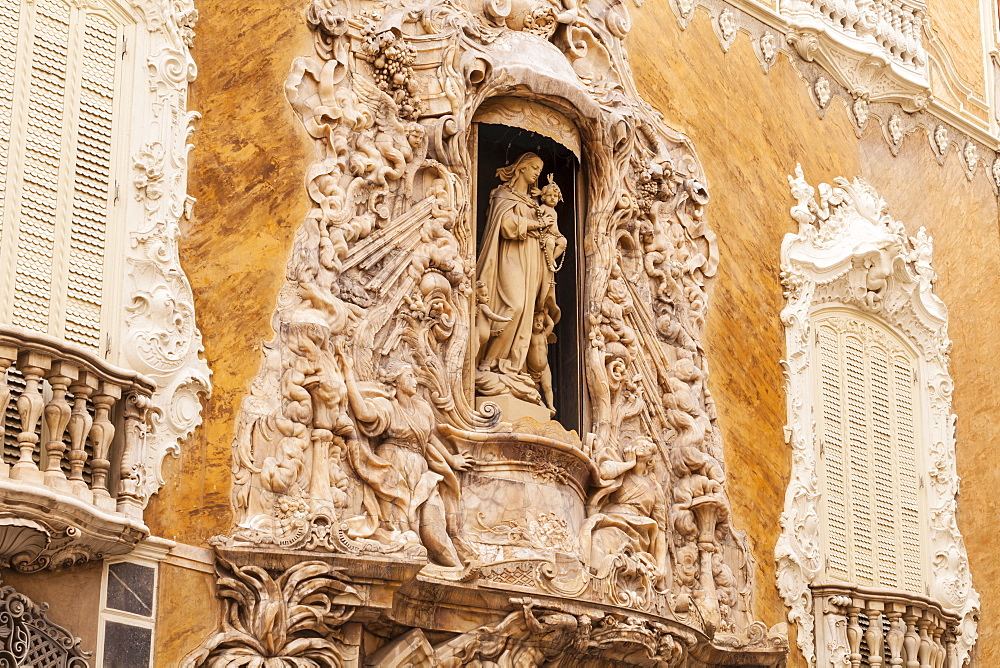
[775,166,979,668]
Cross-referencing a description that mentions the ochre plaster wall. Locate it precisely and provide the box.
[0,564,102,655]
[144,0,316,543]
[926,0,987,96]
[158,0,999,664]
[628,5,1000,666]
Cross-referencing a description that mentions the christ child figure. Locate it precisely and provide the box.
[536,175,568,271]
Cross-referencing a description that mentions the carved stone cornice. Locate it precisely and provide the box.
[774,165,979,666]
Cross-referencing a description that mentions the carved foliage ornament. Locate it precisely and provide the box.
[222,0,776,656]
[121,0,212,505]
[775,165,979,666]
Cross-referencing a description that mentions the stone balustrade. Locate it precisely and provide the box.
[813,583,961,668]
[0,326,156,571]
[784,0,927,68]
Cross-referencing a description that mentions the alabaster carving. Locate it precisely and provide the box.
[212,0,787,663]
[474,153,566,417]
[181,557,362,667]
[775,165,979,666]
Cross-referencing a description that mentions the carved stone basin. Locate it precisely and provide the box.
[440,421,596,565]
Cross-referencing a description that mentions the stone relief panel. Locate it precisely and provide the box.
[775,165,979,666]
[203,0,789,664]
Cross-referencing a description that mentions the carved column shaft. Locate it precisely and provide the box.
[885,608,905,667]
[847,605,864,668]
[42,361,78,487]
[117,390,151,516]
[12,352,51,483]
[89,382,121,502]
[865,602,885,668]
[0,346,16,477]
[67,373,98,491]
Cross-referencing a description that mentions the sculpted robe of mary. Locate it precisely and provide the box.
[476,152,561,380]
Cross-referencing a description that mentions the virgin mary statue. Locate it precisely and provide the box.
[476,152,561,390]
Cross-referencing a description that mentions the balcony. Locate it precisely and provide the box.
[812,583,961,668]
[0,326,155,571]
[781,0,931,111]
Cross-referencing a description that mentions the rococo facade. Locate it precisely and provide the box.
[0,0,996,664]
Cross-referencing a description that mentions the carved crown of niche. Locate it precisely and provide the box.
[212,0,787,664]
[775,165,979,667]
[780,0,931,112]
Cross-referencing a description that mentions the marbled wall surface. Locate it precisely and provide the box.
[160,0,999,664]
[628,6,999,666]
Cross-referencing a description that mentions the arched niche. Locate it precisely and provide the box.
[470,98,583,431]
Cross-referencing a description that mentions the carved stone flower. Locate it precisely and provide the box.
[814,78,831,108]
[888,114,903,145]
[523,6,558,39]
[133,143,165,202]
[934,125,949,155]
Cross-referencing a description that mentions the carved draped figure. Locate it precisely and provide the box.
[476,184,560,375]
[345,389,460,546]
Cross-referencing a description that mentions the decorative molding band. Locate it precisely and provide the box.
[664,0,1000,195]
[119,0,212,504]
[774,165,979,666]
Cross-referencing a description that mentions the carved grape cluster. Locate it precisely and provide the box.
[361,26,424,120]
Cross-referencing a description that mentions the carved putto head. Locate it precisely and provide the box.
[540,174,563,206]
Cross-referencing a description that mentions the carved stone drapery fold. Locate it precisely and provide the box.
[774,165,979,666]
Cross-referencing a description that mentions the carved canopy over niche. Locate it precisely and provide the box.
[213,0,787,664]
[775,166,979,667]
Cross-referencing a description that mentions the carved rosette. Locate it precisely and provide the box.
[775,165,979,666]
[214,0,787,664]
[119,0,212,505]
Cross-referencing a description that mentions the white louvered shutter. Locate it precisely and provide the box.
[0,0,130,352]
[815,314,926,593]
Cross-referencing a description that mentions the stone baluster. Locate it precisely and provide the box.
[885,605,905,667]
[42,361,77,489]
[903,607,921,668]
[930,622,945,668]
[846,603,864,668]
[0,345,17,478]
[89,381,121,508]
[917,613,933,668]
[66,372,98,496]
[865,601,885,668]
[11,352,51,483]
[116,390,151,518]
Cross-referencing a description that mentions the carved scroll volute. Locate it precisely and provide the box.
[89,381,121,503]
[42,361,78,488]
[0,346,15,478]
[117,390,152,516]
[12,352,51,484]
[67,372,99,493]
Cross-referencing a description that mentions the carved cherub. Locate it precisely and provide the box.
[536,175,568,272]
[527,310,557,416]
[475,280,511,365]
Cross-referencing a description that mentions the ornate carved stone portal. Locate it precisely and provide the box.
[200,0,788,665]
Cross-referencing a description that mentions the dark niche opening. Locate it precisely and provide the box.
[475,122,581,432]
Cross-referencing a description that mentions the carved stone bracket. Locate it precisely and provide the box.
[774,165,979,666]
